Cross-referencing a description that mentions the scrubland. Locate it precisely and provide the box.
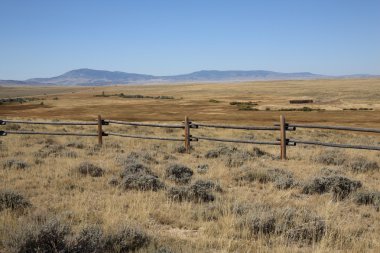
[1,121,379,252]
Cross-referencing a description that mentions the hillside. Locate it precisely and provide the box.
[0,69,353,86]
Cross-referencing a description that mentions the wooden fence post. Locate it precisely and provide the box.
[97,115,103,146]
[184,116,191,153]
[280,115,287,160]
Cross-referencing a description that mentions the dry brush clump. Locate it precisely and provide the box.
[353,191,380,207]
[167,180,221,203]
[121,173,165,191]
[302,175,362,201]
[312,150,347,166]
[115,151,158,166]
[66,225,104,253]
[66,141,86,149]
[0,190,31,212]
[4,217,70,253]
[347,156,379,173]
[103,224,150,252]
[238,205,326,245]
[118,162,164,191]
[4,215,150,253]
[165,164,194,184]
[205,146,272,167]
[196,164,209,174]
[76,162,105,177]
[312,150,379,173]
[234,167,296,190]
[34,144,77,159]
[2,159,29,170]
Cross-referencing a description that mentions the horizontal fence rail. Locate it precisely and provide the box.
[107,132,184,141]
[274,123,380,134]
[1,130,98,137]
[192,122,287,131]
[1,115,380,159]
[106,120,184,129]
[289,139,380,151]
[194,136,281,145]
[0,119,99,126]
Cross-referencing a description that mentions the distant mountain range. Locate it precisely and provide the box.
[0,68,379,86]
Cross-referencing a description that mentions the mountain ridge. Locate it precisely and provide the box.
[1,68,379,86]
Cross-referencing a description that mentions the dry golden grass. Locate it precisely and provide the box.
[1,78,380,126]
[0,121,379,252]
[1,79,380,252]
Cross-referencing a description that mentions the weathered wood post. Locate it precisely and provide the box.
[280,115,287,160]
[184,116,191,153]
[97,115,103,146]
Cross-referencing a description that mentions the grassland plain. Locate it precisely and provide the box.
[1,78,380,126]
[0,79,380,252]
[0,120,379,252]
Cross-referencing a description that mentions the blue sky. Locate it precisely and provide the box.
[0,0,379,79]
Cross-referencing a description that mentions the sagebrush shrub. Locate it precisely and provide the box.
[312,150,346,166]
[121,173,164,191]
[68,225,104,253]
[197,164,209,174]
[354,191,380,206]
[67,142,85,149]
[234,167,295,189]
[77,162,104,177]
[167,180,219,203]
[0,190,31,211]
[240,206,326,245]
[165,164,193,184]
[120,163,152,178]
[116,151,157,166]
[3,159,29,170]
[205,146,271,167]
[348,157,379,173]
[302,175,362,200]
[103,224,149,252]
[5,218,69,253]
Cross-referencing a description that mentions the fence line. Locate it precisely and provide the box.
[1,115,380,159]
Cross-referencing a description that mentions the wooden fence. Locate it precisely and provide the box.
[1,115,380,160]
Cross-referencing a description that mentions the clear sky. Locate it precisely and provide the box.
[0,0,379,80]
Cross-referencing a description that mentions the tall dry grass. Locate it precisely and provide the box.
[0,121,379,252]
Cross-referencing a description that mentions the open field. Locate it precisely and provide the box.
[0,121,380,252]
[1,78,380,127]
[1,79,380,252]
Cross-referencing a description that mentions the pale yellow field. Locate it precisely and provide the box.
[1,78,380,126]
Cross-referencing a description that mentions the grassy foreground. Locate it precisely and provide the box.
[0,121,379,252]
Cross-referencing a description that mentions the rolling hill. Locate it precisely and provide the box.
[1,68,378,86]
